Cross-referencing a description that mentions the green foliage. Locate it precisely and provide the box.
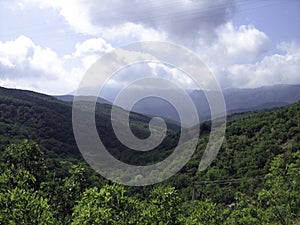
[225,193,263,225]
[0,142,55,224]
[0,187,55,225]
[0,87,299,224]
[257,152,300,224]
[0,88,77,156]
[0,86,179,164]
[184,199,224,225]
[184,103,300,204]
[71,185,138,225]
[0,166,36,191]
[137,186,182,225]
[2,140,46,183]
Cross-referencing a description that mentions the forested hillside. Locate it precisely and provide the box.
[0,87,299,224]
[0,87,180,162]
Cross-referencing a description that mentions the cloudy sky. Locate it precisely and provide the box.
[0,0,300,95]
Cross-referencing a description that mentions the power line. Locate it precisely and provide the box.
[193,172,297,186]
[1,0,291,41]
[194,175,266,185]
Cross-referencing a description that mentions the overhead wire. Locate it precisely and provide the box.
[194,175,266,186]
[193,172,297,186]
[1,0,292,42]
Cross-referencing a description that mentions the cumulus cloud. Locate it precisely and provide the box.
[215,22,269,63]
[197,22,270,67]
[224,42,300,88]
[0,35,80,94]
[89,0,234,43]
[2,34,298,95]
[72,38,113,57]
[0,35,34,66]
[65,38,114,69]
[0,35,54,79]
[20,0,234,44]
[2,0,299,94]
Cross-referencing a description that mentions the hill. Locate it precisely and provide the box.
[0,87,299,224]
[172,102,300,202]
[0,87,180,162]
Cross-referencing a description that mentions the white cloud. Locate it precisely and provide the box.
[2,34,296,95]
[21,0,98,35]
[215,22,269,63]
[0,35,80,94]
[2,1,299,95]
[100,23,166,44]
[73,38,113,57]
[188,22,272,88]
[0,35,34,65]
[225,42,300,88]
[197,22,270,67]
[29,45,62,77]
[66,37,114,69]
[19,0,233,43]
[0,35,62,77]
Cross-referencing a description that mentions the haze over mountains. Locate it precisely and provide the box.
[54,84,300,125]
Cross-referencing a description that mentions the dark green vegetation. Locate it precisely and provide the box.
[0,87,180,164]
[0,87,299,224]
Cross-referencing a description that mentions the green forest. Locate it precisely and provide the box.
[0,87,299,224]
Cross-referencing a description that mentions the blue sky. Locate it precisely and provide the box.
[0,0,299,95]
[234,1,300,45]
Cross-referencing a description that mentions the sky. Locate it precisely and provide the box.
[0,0,300,95]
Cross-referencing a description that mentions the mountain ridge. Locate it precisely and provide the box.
[54,84,300,124]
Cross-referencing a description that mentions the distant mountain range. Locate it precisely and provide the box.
[187,84,300,122]
[53,94,111,105]
[55,84,300,125]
